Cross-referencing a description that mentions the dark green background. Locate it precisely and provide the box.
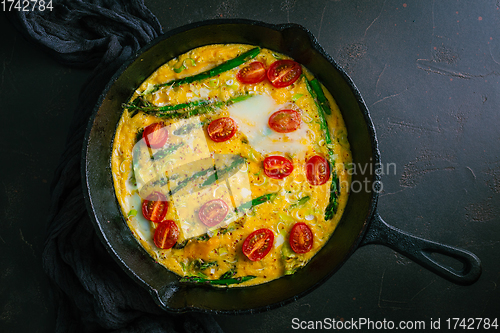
[1,0,499,332]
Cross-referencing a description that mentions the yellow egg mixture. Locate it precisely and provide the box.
[111,44,352,287]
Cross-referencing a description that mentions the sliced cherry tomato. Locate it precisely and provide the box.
[263,156,294,179]
[143,122,168,149]
[268,109,301,133]
[267,60,302,88]
[198,199,229,227]
[289,222,313,253]
[242,228,274,261]
[305,155,330,186]
[141,191,168,223]
[153,220,179,249]
[236,61,267,84]
[207,117,237,142]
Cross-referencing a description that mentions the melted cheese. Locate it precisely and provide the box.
[227,94,311,156]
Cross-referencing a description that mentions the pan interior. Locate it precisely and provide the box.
[83,20,379,313]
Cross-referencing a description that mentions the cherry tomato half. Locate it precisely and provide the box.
[263,156,294,179]
[289,222,313,253]
[305,155,330,186]
[207,117,237,142]
[242,228,274,261]
[236,61,267,84]
[153,220,179,249]
[267,60,302,88]
[268,109,301,133]
[142,191,168,223]
[142,122,168,149]
[198,199,229,227]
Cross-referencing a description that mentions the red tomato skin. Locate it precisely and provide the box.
[289,222,313,254]
[263,156,294,179]
[268,109,301,133]
[242,228,274,261]
[207,117,237,142]
[141,192,168,223]
[236,61,267,84]
[143,122,168,149]
[305,155,330,186]
[198,199,229,227]
[153,220,179,249]
[267,60,302,88]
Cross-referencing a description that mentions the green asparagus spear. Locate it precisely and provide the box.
[124,99,211,113]
[305,78,334,150]
[325,177,340,220]
[305,77,339,220]
[169,167,216,196]
[201,155,246,187]
[148,47,260,94]
[125,94,253,120]
[309,79,331,115]
[151,142,184,160]
[127,96,150,118]
[179,275,256,286]
[173,233,210,250]
[236,192,278,211]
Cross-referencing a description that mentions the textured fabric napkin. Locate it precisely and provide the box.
[7,1,223,332]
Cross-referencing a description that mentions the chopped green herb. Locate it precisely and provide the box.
[193,259,218,271]
[289,196,310,209]
[281,242,307,275]
[135,128,144,143]
[173,58,197,73]
[204,77,220,89]
[291,93,303,101]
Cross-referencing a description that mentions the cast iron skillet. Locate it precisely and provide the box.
[82,19,481,314]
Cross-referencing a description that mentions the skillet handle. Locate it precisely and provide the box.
[360,212,481,285]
